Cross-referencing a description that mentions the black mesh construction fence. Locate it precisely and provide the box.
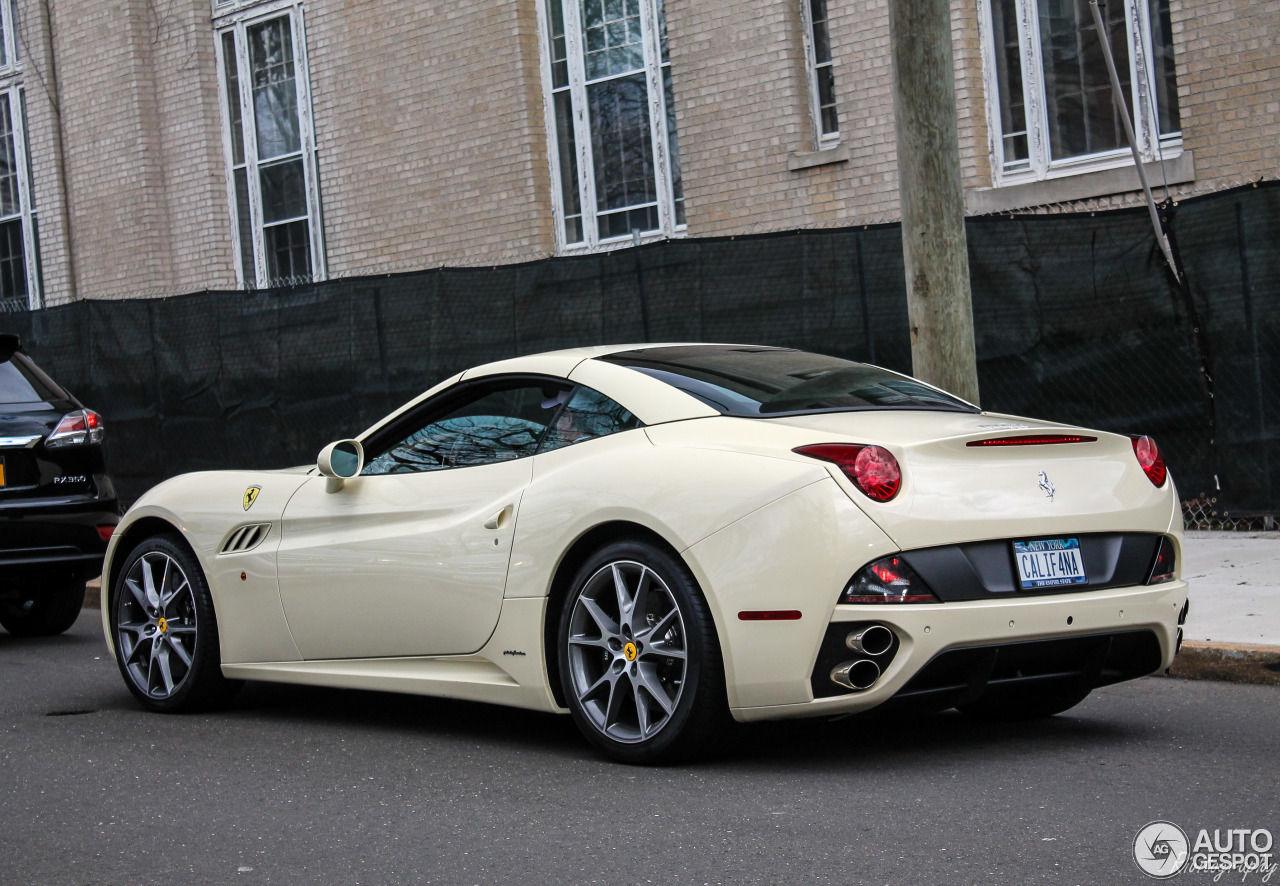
[3,181,1276,513]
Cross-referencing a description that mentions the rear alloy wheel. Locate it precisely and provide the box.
[558,540,730,764]
[112,534,240,712]
[0,574,86,636]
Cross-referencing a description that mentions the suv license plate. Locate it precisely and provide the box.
[1013,538,1087,589]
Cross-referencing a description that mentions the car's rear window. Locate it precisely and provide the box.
[600,345,977,417]
[0,353,70,405]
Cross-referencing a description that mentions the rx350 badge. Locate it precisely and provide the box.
[242,485,261,511]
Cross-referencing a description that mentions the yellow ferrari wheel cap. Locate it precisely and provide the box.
[157,617,168,633]
[623,642,637,662]
[242,485,261,511]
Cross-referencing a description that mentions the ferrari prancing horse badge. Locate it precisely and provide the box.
[243,486,261,511]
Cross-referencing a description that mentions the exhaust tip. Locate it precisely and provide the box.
[846,624,894,657]
[830,658,881,691]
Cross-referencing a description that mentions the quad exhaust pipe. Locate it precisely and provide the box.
[829,658,881,691]
[845,624,894,657]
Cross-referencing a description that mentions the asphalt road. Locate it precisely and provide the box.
[2,612,1277,886]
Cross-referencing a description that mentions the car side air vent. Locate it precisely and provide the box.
[220,523,272,555]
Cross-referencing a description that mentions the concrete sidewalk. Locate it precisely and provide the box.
[81,530,1280,684]
[1168,531,1280,685]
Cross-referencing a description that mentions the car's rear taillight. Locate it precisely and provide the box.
[1146,536,1177,584]
[794,443,902,502]
[45,409,104,449]
[841,556,939,603]
[1130,435,1166,487]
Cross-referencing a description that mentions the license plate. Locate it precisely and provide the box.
[1013,538,1087,589]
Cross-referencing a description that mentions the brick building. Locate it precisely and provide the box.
[1,0,1275,308]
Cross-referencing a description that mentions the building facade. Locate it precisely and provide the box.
[3,0,1276,308]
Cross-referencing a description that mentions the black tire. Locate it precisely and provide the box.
[110,534,241,712]
[557,539,731,764]
[957,685,1092,721]
[0,573,86,636]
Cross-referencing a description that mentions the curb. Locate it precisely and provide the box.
[83,581,1279,687]
[1166,641,1280,687]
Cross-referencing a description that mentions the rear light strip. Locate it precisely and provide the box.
[967,434,1097,447]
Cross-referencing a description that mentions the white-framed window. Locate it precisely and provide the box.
[537,0,685,253]
[215,3,324,288]
[0,0,21,75]
[980,0,1181,186]
[0,85,39,308]
[801,0,839,147]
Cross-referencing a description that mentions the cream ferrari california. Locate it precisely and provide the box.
[101,345,1189,763]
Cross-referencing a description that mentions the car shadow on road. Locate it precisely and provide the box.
[217,679,1140,770]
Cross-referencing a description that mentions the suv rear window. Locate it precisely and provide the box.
[0,353,70,405]
[600,345,977,417]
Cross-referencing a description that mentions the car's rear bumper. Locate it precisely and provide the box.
[0,493,120,588]
[731,579,1188,721]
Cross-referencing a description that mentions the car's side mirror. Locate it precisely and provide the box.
[317,439,364,493]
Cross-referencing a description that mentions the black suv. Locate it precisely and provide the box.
[1,334,119,635]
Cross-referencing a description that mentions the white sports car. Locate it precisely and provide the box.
[101,344,1189,763]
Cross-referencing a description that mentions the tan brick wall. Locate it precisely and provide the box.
[10,0,1279,303]
[305,0,554,275]
[1171,0,1280,191]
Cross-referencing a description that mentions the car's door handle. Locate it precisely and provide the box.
[484,505,513,530]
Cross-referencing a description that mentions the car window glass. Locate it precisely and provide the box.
[363,381,569,475]
[538,385,641,453]
[600,345,977,416]
[0,355,68,405]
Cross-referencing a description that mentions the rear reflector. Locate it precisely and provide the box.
[967,434,1097,447]
[97,525,116,541]
[738,610,803,621]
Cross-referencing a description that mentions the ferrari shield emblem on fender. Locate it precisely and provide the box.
[243,485,261,511]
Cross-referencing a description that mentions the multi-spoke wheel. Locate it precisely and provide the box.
[558,540,730,764]
[111,534,240,712]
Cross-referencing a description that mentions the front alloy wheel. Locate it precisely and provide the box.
[558,540,729,763]
[112,534,240,712]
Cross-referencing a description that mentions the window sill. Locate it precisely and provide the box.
[966,151,1195,214]
[788,143,848,172]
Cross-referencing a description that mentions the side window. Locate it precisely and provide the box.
[538,385,641,454]
[363,381,570,475]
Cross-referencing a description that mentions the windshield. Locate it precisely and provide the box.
[600,345,976,417]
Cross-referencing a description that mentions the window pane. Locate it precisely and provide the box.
[549,0,570,88]
[588,72,656,225]
[233,167,254,283]
[0,217,26,301]
[260,158,307,223]
[539,386,641,453]
[809,0,832,63]
[1038,0,1130,160]
[553,91,584,243]
[264,218,311,284]
[1148,0,1180,134]
[581,0,643,79]
[222,31,245,166]
[248,17,301,160]
[990,0,1029,163]
[0,98,18,218]
[0,4,7,69]
[364,383,569,474]
[663,65,684,225]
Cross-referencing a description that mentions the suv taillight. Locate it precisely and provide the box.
[45,409,104,449]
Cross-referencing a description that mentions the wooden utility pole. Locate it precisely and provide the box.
[888,0,980,405]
